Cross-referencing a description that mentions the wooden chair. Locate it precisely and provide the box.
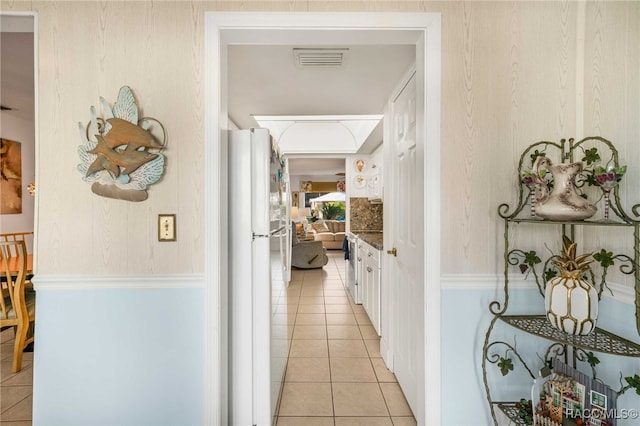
[0,232,34,281]
[0,240,36,372]
[0,231,34,251]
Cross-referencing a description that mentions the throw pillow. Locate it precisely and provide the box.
[311,221,330,233]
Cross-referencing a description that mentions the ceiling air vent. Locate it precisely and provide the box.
[293,48,349,69]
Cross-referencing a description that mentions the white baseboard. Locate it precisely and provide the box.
[440,273,635,305]
[32,274,206,290]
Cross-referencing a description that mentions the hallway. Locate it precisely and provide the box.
[275,251,416,426]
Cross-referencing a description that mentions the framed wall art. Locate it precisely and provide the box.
[0,138,22,214]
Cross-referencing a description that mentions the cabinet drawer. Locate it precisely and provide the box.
[361,242,381,267]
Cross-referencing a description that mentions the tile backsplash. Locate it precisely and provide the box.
[350,197,383,231]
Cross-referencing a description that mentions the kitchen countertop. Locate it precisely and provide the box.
[354,232,383,250]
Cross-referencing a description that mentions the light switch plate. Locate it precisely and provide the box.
[158,214,176,241]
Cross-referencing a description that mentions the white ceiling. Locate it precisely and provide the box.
[228,44,415,154]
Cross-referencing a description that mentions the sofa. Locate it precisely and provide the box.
[309,220,346,250]
[291,232,328,269]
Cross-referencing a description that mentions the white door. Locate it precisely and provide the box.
[388,70,423,416]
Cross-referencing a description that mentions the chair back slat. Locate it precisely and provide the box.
[0,232,34,258]
[0,243,10,320]
[0,239,34,372]
[0,240,28,322]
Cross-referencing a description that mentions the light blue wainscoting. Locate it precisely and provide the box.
[442,280,640,426]
[31,276,205,426]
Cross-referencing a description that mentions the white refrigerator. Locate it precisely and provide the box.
[228,128,291,426]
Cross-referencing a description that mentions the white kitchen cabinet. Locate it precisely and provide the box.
[359,240,381,335]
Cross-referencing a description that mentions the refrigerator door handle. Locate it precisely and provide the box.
[252,225,287,240]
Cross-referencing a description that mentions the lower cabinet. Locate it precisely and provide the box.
[359,241,381,335]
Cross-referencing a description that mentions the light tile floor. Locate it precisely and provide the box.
[0,252,415,426]
[0,328,33,425]
[274,251,416,426]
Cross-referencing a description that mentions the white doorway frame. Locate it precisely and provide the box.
[204,12,441,426]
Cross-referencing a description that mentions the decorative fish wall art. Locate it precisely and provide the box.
[77,86,166,201]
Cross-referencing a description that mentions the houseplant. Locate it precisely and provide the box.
[321,202,345,220]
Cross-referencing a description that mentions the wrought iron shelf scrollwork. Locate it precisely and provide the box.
[500,315,640,357]
[483,137,640,426]
[510,218,634,227]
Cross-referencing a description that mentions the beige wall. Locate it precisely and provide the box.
[2,1,638,278]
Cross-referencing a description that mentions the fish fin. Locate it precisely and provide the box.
[122,153,158,175]
[104,159,121,178]
[85,158,105,177]
[87,156,120,178]
[86,136,121,178]
[87,134,107,155]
